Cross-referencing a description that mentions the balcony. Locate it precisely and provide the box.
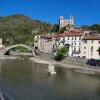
[72,50,80,54]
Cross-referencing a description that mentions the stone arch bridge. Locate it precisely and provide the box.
[0,44,36,56]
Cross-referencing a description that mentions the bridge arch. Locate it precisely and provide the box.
[0,44,35,56]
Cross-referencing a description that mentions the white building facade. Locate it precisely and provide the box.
[58,31,82,57]
[80,34,100,59]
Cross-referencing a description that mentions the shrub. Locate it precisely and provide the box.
[54,50,64,61]
[97,47,100,55]
[54,47,69,61]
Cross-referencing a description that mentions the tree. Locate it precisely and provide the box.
[54,47,69,61]
[0,14,53,46]
[81,24,100,33]
[97,47,100,55]
[59,27,66,33]
[52,24,59,32]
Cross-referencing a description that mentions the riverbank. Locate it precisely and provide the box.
[0,54,100,75]
[30,56,100,75]
[0,55,18,60]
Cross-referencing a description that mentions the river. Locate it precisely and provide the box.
[0,59,100,100]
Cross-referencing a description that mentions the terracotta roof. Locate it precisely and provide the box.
[70,29,83,33]
[64,31,82,36]
[56,31,82,37]
[82,34,100,40]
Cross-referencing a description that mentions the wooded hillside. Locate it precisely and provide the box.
[0,14,53,46]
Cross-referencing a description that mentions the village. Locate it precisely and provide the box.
[1,0,100,99]
[0,15,100,99]
[0,15,99,67]
[34,16,100,62]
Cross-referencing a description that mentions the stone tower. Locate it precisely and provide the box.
[69,16,74,26]
[59,16,74,29]
[59,16,67,29]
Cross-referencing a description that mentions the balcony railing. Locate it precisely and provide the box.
[72,51,80,54]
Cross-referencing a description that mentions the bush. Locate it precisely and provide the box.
[54,50,65,61]
[97,47,100,55]
[54,47,69,61]
[60,47,68,54]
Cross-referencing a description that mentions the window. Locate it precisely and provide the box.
[84,51,86,54]
[91,52,93,56]
[82,56,86,58]
[79,48,81,53]
[98,41,100,44]
[91,40,94,44]
[79,42,81,45]
[84,47,86,49]
[74,47,76,51]
[91,46,93,51]
[75,37,76,40]
[83,40,87,44]
[68,37,69,40]
[71,43,73,45]
[91,46,93,49]
[72,37,73,40]
[61,18,63,20]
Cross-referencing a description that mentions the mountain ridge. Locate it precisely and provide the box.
[0,14,53,46]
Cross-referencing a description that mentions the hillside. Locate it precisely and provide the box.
[81,24,100,33]
[0,14,53,46]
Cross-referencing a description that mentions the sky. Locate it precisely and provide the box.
[0,0,100,25]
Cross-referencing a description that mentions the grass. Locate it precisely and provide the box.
[13,46,30,52]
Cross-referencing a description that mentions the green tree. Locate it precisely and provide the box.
[54,47,69,61]
[59,27,66,33]
[97,47,100,55]
[81,24,100,33]
[52,24,59,32]
[0,14,53,46]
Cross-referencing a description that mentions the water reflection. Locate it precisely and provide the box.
[1,60,32,86]
[0,60,100,100]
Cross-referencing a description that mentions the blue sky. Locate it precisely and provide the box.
[0,0,100,25]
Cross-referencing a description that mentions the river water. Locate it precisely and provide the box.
[0,59,100,100]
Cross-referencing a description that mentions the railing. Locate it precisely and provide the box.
[72,51,80,54]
